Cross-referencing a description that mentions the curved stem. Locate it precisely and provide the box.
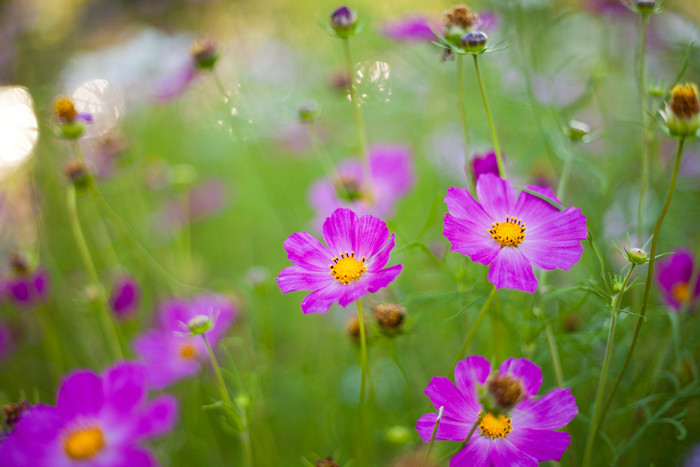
[456,55,473,190]
[67,185,123,360]
[472,55,505,179]
[450,287,497,377]
[636,14,651,245]
[342,38,374,203]
[581,264,636,467]
[598,137,686,432]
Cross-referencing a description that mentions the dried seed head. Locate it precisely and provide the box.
[669,83,700,120]
[372,303,406,332]
[315,456,339,467]
[346,315,367,340]
[9,253,30,275]
[443,5,479,30]
[2,400,30,429]
[487,374,525,411]
[63,158,91,189]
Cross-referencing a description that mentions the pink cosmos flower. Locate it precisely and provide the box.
[308,143,414,230]
[133,294,236,389]
[277,208,402,314]
[655,249,700,312]
[417,356,578,466]
[2,264,49,308]
[470,151,500,181]
[0,361,177,467]
[382,15,439,42]
[443,174,587,293]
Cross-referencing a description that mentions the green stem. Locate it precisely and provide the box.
[450,287,497,377]
[422,406,443,467]
[599,137,686,431]
[582,264,636,467]
[637,14,651,245]
[473,55,505,179]
[456,55,473,190]
[66,185,123,360]
[356,299,372,464]
[534,285,565,388]
[37,305,64,382]
[202,333,233,407]
[440,414,483,463]
[555,146,574,202]
[342,37,374,203]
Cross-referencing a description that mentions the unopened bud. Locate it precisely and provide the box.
[635,0,655,14]
[372,303,406,333]
[334,175,364,202]
[627,248,648,265]
[346,315,367,341]
[63,158,91,190]
[298,102,318,123]
[315,457,339,467]
[191,37,219,70]
[9,253,30,275]
[186,314,213,336]
[330,6,358,37]
[566,120,590,142]
[460,31,488,54]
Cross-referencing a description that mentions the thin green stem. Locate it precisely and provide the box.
[342,37,374,202]
[422,406,443,467]
[456,55,473,190]
[555,146,574,202]
[472,55,505,179]
[66,185,123,360]
[450,287,497,377]
[213,69,231,101]
[202,333,233,407]
[534,285,565,388]
[440,414,483,463]
[637,14,651,245]
[599,137,686,431]
[356,299,372,464]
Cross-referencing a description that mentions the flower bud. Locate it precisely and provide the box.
[54,96,91,140]
[565,120,590,142]
[334,175,364,202]
[661,83,700,138]
[460,31,488,54]
[612,277,624,294]
[634,0,655,14]
[330,6,358,37]
[346,315,367,341]
[63,158,92,190]
[372,303,406,333]
[298,101,318,123]
[485,374,525,412]
[648,81,665,98]
[627,248,648,265]
[9,253,30,275]
[191,37,219,71]
[186,314,214,336]
[315,457,339,467]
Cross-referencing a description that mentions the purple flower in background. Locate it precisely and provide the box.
[0,362,177,466]
[655,249,700,312]
[109,275,141,318]
[585,0,630,16]
[417,356,578,466]
[470,151,500,181]
[3,256,49,308]
[277,208,402,314]
[133,294,236,389]
[308,143,414,230]
[383,15,439,42]
[154,62,197,103]
[444,174,587,293]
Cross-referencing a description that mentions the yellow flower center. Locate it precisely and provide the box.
[479,411,512,439]
[669,83,700,120]
[329,251,367,285]
[179,342,197,359]
[54,97,78,122]
[489,216,526,248]
[672,282,690,303]
[63,425,105,460]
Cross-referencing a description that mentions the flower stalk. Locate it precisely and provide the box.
[636,13,652,245]
[472,55,505,179]
[456,55,473,190]
[450,287,497,377]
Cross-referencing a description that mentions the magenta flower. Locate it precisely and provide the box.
[109,274,141,318]
[443,174,587,293]
[0,362,177,467]
[277,208,403,314]
[470,151,500,181]
[3,268,49,308]
[655,249,700,312]
[133,294,236,389]
[308,143,414,230]
[417,356,578,466]
[382,15,439,42]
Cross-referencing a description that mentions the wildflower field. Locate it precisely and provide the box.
[1,0,700,465]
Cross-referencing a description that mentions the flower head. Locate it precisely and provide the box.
[0,362,178,466]
[133,294,236,389]
[661,83,700,138]
[443,174,587,293]
[308,143,414,230]
[655,249,700,312]
[53,96,92,139]
[416,356,578,466]
[2,257,49,308]
[330,6,358,35]
[277,208,402,314]
[190,37,219,70]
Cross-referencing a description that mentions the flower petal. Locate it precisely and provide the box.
[508,428,571,462]
[449,436,492,466]
[366,233,395,270]
[354,213,389,259]
[424,376,475,424]
[283,231,331,270]
[513,185,561,225]
[322,208,358,255]
[511,388,578,430]
[489,438,538,466]
[445,186,493,226]
[444,214,500,265]
[366,264,402,293]
[488,248,538,293]
[498,358,542,397]
[135,395,178,440]
[103,362,146,414]
[338,280,371,307]
[454,356,491,411]
[300,283,343,314]
[476,174,517,220]
[417,412,471,443]
[57,371,104,419]
[277,265,332,293]
[519,207,587,271]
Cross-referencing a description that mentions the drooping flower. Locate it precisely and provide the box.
[0,361,178,467]
[308,144,414,230]
[655,248,700,312]
[416,356,578,466]
[277,208,403,314]
[109,274,141,319]
[133,294,236,389]
[443,174,587,293]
